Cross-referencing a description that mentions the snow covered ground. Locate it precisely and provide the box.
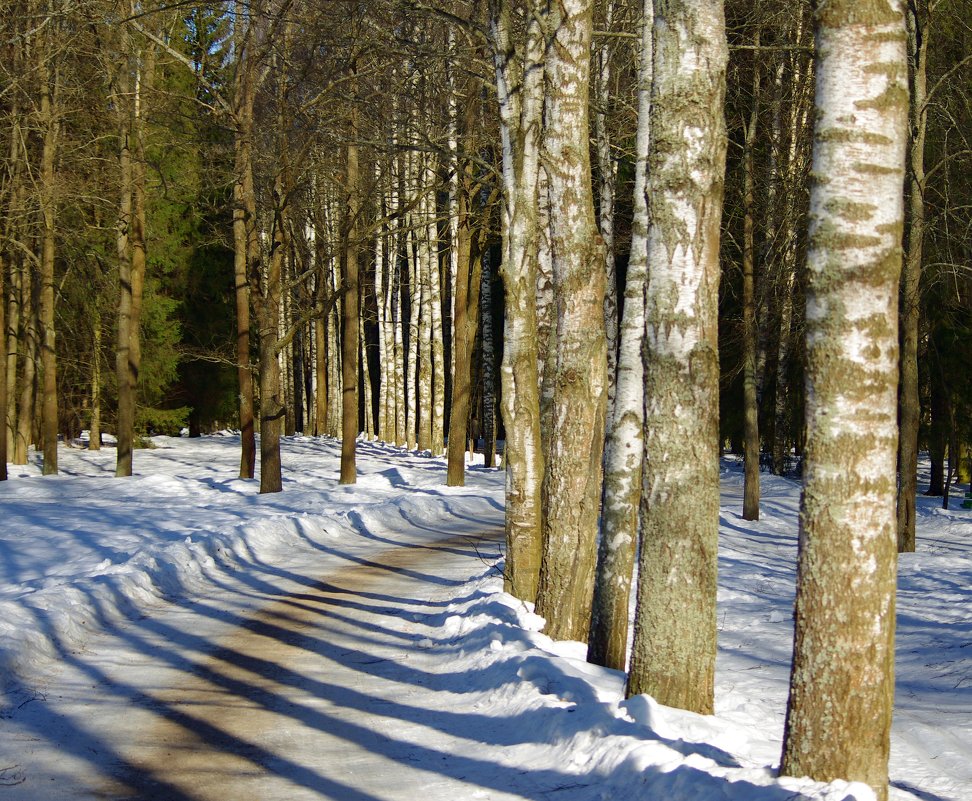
[0,436,968,801]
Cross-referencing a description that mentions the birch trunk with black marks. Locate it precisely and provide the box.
[780,4,907,798]
[588,0,652,670]
[489,0,546,602]
[627,0,727,715]
[534,0,608,644]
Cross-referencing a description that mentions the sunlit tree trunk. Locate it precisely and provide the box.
[534,0,608,643]
[340,110,360,484]
[489,0,546,602]
[627,0,727,715]
[780,4,908,799]
[589,0,652,670]
[480,247,496,469]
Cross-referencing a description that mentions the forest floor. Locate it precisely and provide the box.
[0,436,968,801]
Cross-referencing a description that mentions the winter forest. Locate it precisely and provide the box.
[0,0,970,800]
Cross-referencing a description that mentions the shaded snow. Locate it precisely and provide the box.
[0,437,967,801]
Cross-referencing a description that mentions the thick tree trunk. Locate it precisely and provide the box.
[897,2,928,554]
[627,0,727,715]
[780,5,908,799]
[489,0,546,603]
[588,0,652,671]
[534,0,608,644]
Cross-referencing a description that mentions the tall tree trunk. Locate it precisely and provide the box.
[232,11,256,479]
[780,4,908,799]
[489,0,546,602]
[534,0,608,644]
[480,247,496,469]
[741,29,762,520]
[588,0,653,671]
[627,0,727,715]
[115,40,151,478]
[340,116,360,485]
[38,32,59,475]
[15,271,36,466]
[594,1,618,410]
[90,307,102,451]
[897,0,928,554]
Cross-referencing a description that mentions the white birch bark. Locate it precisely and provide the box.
[627,0,728,716]
[534,0,609,644]
[489,0,546,602]
[589,0,653,671]
[780,4,908,798]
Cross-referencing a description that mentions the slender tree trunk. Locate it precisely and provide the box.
[15,272,36,466]
[232,14,256,478]
[742,29,762,520]
[6,254,21,460]
[38,36,59,475]
[340,119,360,485]
[594,1,618,410]
[588,0,652,670]
[627,0,727,715]
[90,307,102,451]
[780,5,908,799]
[480,247,496,469]
[897,1,928,554]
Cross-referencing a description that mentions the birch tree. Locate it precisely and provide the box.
[588,0,652,671]
[488,0,546,602]
[534,0,608,643]
[627,0,727,715]
[780,2,908,798]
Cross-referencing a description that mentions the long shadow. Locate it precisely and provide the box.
[69,556,744,770]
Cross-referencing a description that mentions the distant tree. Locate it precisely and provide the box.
[779,2,908,798]
[626,0,727,715]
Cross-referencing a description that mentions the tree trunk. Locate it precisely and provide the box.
[780,5,908,799]
[15,272,36,466]
[232,11,257,478]
[489,0,546,603]
[588,0,652,671]
[340,123,360,485]
[627,0,727,715]
[38,33,59,475]
[897,1,928,554]
[480,247,496,469]
[741,29,761,520]
[534,0,608,644]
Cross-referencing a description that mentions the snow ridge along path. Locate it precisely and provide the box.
[0,436,968,801]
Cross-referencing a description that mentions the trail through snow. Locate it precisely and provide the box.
[0,436,968,801]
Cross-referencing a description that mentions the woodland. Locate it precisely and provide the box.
[0,1,969,800]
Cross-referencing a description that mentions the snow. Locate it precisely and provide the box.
[0,436,968,800]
